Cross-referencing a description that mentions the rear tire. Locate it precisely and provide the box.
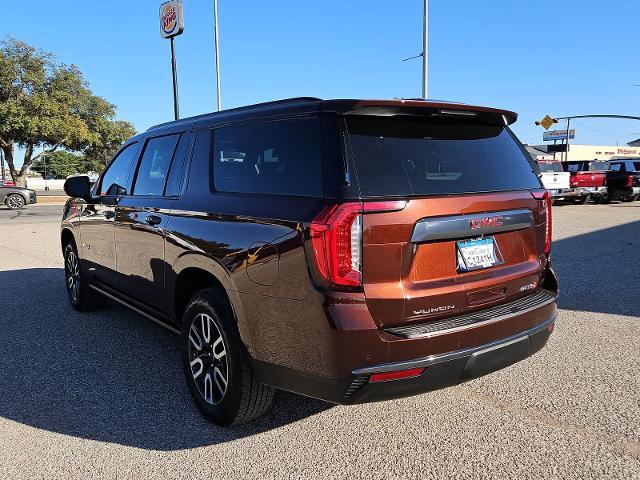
[572,196,588,205]
[5,193,25,210]
[63,240,103,311]
[181,288,274,426]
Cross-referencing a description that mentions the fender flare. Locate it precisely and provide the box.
[171,251,253,351]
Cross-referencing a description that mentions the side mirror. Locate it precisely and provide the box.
[64,175,92,202]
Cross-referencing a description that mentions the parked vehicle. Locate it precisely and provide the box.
[535,160,577,202]
[61,98,558,426]
[563,160,609,203]
[606,159,640,201]
[0,183,37,209]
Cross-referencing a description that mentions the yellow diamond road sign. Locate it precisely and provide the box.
[539,115,555,130]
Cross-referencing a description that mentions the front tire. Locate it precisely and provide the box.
[182,289,274,426]
[64,240,102,311]
[5,193,25,210]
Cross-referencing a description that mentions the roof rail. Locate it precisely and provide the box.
[147,96,322,131]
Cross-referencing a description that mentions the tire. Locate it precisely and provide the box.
[63,240,103,311]
[5,193,25,210]
[572,196,588,205]
[182,288,274,426]
[622,195,635,202]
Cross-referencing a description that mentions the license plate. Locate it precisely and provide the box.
[457,237,500,272]
[549,189,558,195]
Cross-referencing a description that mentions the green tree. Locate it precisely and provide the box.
[30,151,83,178]
[0,37,135,186]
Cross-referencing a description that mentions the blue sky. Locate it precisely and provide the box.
[3,0,640,165]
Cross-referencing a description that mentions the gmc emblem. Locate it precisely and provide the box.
[470,216,504,230]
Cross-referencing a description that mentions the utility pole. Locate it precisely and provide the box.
[0,148,5,181]
[43,154,49,191]
[213,0,222,111]
[564,118,571,162]
[422,0,428,99]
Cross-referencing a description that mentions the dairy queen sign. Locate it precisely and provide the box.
[160,0,184,38]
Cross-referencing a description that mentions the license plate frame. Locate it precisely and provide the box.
[457,237,503,272]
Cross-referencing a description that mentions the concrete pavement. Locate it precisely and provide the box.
[0,203,638,479]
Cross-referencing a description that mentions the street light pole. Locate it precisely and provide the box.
[422,0,428,99]
[213,0,222,111]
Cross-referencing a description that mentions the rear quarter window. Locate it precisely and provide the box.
[212,117,322,197]
[346,116,541,197]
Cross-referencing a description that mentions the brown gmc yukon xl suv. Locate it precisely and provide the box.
[61,98,558,426]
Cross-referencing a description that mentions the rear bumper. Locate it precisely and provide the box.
[550,188,584,199]
[249,265,559,405]
[581,186,607,196]
[345,312,555,403]
[253,310,556,404]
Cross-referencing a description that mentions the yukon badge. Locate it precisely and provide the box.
[413,305,456,316]
[470,216,504,230]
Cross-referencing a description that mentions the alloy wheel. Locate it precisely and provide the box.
[7,195,24,209]
[65,249,81,303]
[188,313,229,405]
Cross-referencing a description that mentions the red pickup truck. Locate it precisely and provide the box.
[562,160,609,203]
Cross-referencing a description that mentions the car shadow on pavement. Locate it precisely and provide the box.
[0,268,331,450]
[552,219,640,317]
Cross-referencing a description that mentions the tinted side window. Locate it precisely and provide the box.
[609,163,622,171]
[133,134,181,196]
[164,133,190,196]
[212,118,322,196]
[100,143,139,196]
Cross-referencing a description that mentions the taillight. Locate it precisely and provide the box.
[310,200,407,288]
[310,203,362,287]
[532,190,552,255]
[626,175,634,188]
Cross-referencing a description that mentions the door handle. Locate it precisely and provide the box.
[146,214,162,226]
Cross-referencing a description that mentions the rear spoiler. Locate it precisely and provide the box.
[322,99,518,125]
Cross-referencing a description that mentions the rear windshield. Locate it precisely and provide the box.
[537,162,563,173]
[589,161,609,171]
[345,116,540,197]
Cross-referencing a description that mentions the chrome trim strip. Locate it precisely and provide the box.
[89,284,181,335]
[411,208,533,243]
[352,313,556,376]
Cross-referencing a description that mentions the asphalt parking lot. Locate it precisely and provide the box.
[0,203,638,479]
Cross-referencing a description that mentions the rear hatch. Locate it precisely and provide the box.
[345,113,548,329]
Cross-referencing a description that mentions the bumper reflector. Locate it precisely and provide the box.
[369,367,425,383]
